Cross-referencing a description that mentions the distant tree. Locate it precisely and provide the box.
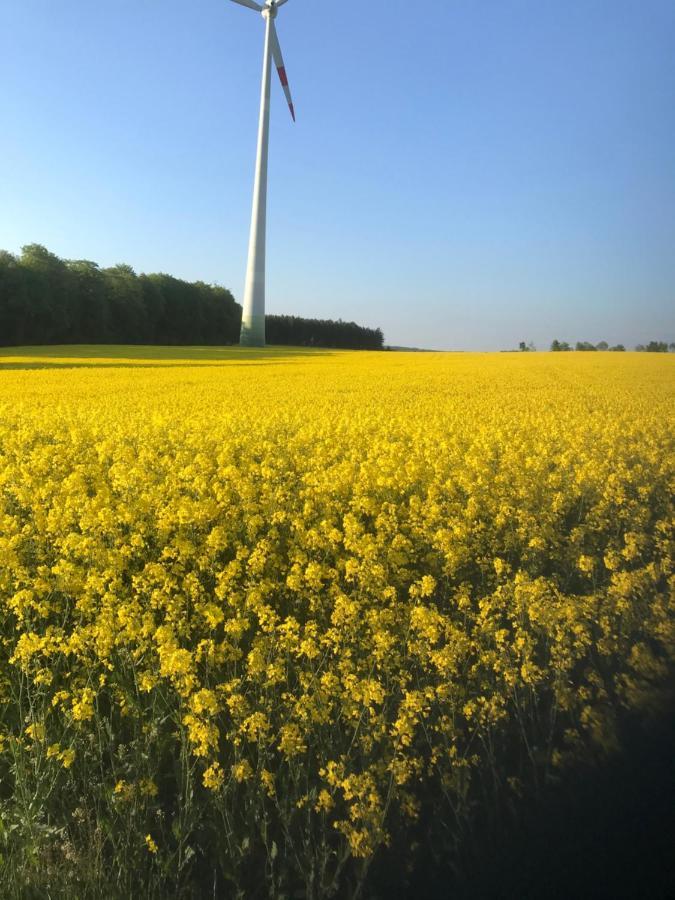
[645,340,668,353]
[596,341,609,351]
[519,341,536,352]
[670,342,675,352]
[576,341,597,351]
[609,344,625,352]
[214,285,242,344]
[102,264,148,344]
[20,244,73,343]
[142,273,240,345]
[138,274,166,343]
[65,260,110,342]
[551,339,571,352]
[635,344,646,352]
[0,250,27,345]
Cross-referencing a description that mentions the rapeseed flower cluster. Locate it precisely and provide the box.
[0,349,672,896]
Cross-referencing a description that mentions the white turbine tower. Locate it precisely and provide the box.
[231,0,296,347]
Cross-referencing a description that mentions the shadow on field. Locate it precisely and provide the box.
[372,702,675,900]
[0,345,336,369]
[0,360,329,371]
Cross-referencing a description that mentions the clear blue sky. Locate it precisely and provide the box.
[2,0,674,350]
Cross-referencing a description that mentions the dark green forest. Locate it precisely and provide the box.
[266,314,384,350]
[0,245,384,350]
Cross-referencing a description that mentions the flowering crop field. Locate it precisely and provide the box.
[0,347,673,898]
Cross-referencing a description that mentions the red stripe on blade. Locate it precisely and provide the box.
[277,66,289,87]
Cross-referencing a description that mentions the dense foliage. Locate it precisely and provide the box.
[551,340,626,352]
[0,349,673,898]
[636,341,673,353]
[551,339,674,353]
[0,246,384,351]
[0,245,241,347]
[267,315,384,350]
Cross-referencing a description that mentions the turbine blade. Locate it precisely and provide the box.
[270,20,295,121]
[229,0,263,11]
[275,0,290,6]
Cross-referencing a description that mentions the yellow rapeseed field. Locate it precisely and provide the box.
[0,348,673,897]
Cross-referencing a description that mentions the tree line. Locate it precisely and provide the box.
[551,340,674,352]
[550,340,626,352]
[0,244,241,346]
[635,341,674,353]
[266,314,384,350]
[0,245,385,350]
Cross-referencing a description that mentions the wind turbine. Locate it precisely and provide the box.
[231,0,296,347]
